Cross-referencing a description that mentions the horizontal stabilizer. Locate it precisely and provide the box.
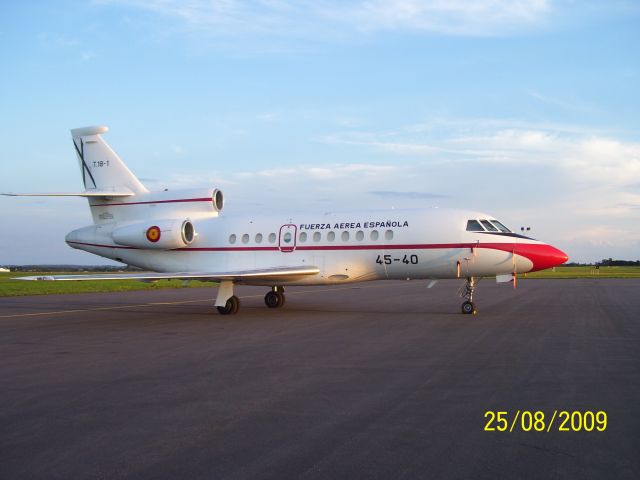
[13,266,320,283]
[1,190,134,197]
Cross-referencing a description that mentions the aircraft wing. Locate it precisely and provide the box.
[13,266,320,283]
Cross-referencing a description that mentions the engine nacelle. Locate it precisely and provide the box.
[212,188,224,212]
[112,219,196,249]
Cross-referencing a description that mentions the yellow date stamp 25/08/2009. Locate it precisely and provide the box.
[484,410,607,432]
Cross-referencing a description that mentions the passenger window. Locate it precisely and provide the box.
[327,231,335,242]
[341,231,349,241]
[283,232,292,243]
[229,234,236,244]
[255,233,263,243]
[370,230,379,241]
[313,232,321,242]
[299,232,307,242]
[466,220,485,232]
[385,230,393,240]
[356,230,364,241]
[490,220,511,233]
[242,234,249,244]
[480,220,498,232]
[268,233,276,243]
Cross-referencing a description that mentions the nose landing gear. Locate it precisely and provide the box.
[459,276,477,315]
[461,300,475,315]
[264,286,285,308]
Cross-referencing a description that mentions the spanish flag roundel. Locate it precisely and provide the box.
[146,226,161,243]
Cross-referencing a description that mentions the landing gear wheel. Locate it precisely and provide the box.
[265,291,279,308]
[458,276,478,315]
[217,295,240,315]
[461,300,475,315]
[264,291,285,308]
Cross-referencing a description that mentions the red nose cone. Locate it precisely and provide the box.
[516,244,568,272]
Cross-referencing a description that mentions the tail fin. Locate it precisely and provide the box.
[71,126,148,195]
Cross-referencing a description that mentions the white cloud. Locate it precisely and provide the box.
[451,129,560,151]
[557,225,624,244]
[322,120,640,188]
[81,51,96,61]
[336,117,364,128]
[568,138,640,185]
[236,163,397,180]
[257,112,279,121]
[332,0,551,35]
[100,0,554,39]
[37,32,79,48]
[323,133,445,156]
[148,172,238,189]
[370,190,446,199]
[100,0,307,37]
[526,89,596,114]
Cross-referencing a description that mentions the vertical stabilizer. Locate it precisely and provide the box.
[71,126,148,195]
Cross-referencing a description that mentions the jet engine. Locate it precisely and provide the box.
[112,219,196,249]
[212,188,224,212]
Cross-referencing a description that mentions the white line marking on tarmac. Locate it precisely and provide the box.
[0,285,383,319]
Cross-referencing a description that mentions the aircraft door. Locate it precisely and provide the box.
[278,224,297,253]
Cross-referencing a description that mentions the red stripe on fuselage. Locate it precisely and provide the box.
[89,197,212,207]
[67,240,568,270]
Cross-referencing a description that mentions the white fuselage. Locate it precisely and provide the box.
[66,206,547,286]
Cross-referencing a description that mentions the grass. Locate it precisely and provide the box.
[0,272,214,297]
[2,266,639,297]
[520,265,640,279]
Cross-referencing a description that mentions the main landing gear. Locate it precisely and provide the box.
[215,282,287,315]
[215,280,240,315]
[264,286,285,308]
[217,295,240,315]
[459,276,477,315]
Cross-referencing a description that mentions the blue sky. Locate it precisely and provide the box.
[1,0,639,264]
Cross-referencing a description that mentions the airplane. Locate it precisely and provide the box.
[3,126,568,315]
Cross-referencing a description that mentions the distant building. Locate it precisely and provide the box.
[0,267,10,272]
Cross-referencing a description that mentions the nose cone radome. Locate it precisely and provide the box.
[529,244,569,272]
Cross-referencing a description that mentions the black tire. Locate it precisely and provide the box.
[218,296,240,315]
[461,301,475,315]
[265,291,280,308]
[229,296,240,314]
[276,292,285,307]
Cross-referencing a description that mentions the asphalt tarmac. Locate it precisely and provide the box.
[1,279,639,479]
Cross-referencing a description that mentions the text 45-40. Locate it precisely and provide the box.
[376,254,418,265]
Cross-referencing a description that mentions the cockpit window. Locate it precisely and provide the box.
[490,220,511,233]
[480,220,499,232]
[466,220,485,232]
